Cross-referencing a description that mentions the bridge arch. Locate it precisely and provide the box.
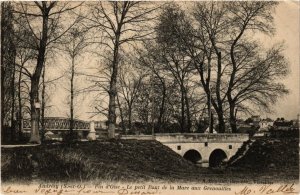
[183,149,202,164]
[209,149,228,167]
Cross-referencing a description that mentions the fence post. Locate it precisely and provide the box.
[87,121,96,141]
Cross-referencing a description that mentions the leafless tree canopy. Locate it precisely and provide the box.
[1,1,291,142]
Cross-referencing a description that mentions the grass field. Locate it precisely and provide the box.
[1,138,299,184]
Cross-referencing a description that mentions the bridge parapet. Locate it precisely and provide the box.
[121,135,154,140]
[154,133,249,143]
[22,117,106,131]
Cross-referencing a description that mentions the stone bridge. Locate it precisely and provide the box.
[22,118,249,166]
[121,133,249,167]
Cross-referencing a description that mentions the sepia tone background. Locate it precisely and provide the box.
[1,1,299,194]
[43,1,299,121]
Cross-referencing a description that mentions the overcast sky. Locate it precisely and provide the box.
[47,1,300,121]
[269,1,299,120]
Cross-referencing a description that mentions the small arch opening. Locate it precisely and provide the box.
[209,149,227,167]
[183,149,202,164]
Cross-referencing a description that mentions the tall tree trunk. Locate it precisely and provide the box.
[108,33,120,138]
[205,73,214,134]
[0,12,4,133]
[196,60,215,134]
[41,66,46,142]
[1,62,4,134]
[29,79,40,143]
[207,91,213,133]
[215,51,225,133]
[217,110,225,133]
[70,54,75,138]
[18,66,23,140]
[1,2,15,138]
[227,28,245,134]
[157,82,166,133]
[183,87,191,132]
[206,58,214,134]
[180,84,185,133]
[128,104,132,131]
[229,102,237,133]
[151,93,155,135]
[10,58,16,142]
[29,12,49,144]
[145,100,150,132]
[116,93,126,134]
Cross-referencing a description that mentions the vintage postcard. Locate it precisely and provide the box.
[1,1,299,195]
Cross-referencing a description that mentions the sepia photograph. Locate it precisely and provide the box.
[1,1,299,194]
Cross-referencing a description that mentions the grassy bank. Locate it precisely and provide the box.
[229,137,299,170]
[1,140,200,183]
[1,138,299,184]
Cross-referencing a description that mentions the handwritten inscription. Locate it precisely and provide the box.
[4,183,296,195]
[3,186,27,194]
[235,183,297,195]
[117,188,158,195]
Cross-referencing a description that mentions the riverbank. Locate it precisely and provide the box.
[1,138,298,184]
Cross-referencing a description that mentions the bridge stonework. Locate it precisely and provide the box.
[22,117,248,167]
[122,133,249,167]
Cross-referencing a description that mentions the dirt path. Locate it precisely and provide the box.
[1,144,40,148]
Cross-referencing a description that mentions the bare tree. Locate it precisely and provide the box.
[160,2,230,133]
[9,7,37,142]
[192,2,284,132]
[15,45,36,140]
[62,27,89,141]
[137,45,168,133]
[153,2,288,134]
[40,65,46,142]
[13,2,82,143]
[191,2,232,133]
[224,2,283,132]
[155,4,196,133]
[118,54,146,131]
[1,2,17,141]
[225,42,289,131]
[86,2,159,138]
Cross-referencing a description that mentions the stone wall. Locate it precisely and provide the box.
[154,133,249,143]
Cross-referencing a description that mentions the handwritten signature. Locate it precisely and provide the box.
[235,183,297,195]
[117,188,158,195]
[2,186,159,195]
[3,186,114,195]
[3,186,27,194]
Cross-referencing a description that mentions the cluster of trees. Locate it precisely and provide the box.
[151,2,289,134]
[116,2,289,134]
[1,2,289,143]
[1,2,83,143]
